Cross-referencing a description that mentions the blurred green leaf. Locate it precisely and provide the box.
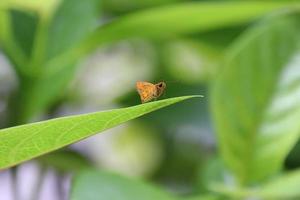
[162,39,220,83]
[196,26,248,50]
[258,169,300,199]
[71,169,175,200]
[197,157,227,193]
[101,0,181,14]
[10,9,37,58]
[0,95,201,170]
[87,1,291,47]
[38,150,92,173]
[0,10,8,43]
[212,12,300,184]
[10,64,76,124]
[47,1,293,75]
[0,9,28,72]
[46,0,100,59]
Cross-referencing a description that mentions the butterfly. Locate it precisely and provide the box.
[136,81,166,103]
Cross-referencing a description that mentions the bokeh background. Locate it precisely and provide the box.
[1,0,300,200]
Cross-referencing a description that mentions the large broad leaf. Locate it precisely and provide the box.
[71,169,175,200]
[0,96,201,170]
[46,1,293,75]
[212,12,300,184]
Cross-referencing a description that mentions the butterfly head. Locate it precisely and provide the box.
[155,82,166,97]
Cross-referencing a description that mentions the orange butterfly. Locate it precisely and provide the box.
[136,81,166,103]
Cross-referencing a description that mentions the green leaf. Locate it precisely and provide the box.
[258,169,300,199]
[10,9,38,58]
[197,157,227,193]
[71,169,175,200]
[0,95,201,170]
[0,10,9,43]
[46,0,100,59]
[212,12,300,184]
[46,1,293,75]
[0,9,28,72]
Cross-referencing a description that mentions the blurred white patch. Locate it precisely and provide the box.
[0,170,13,200]
[73,40,156,104]
[174,124,215,149]
[74,123,163,178]
[9,162,64,200]
[0,53,17,94]
[260,111,298,137]
[17,162,40,200]
[164,40,218,84]
[38,169,60,200]
[59,174,71,200]
[270,85,300,117]
[0,53,17,118]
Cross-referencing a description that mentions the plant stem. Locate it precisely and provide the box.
[7,76,38,126]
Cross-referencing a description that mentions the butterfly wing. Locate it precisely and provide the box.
[136,81,157,103]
